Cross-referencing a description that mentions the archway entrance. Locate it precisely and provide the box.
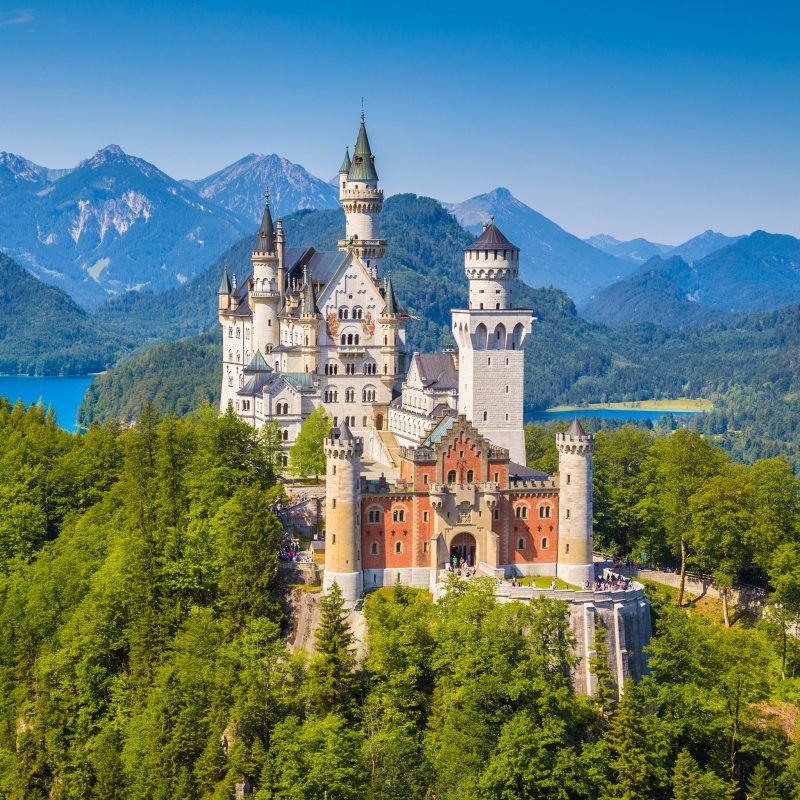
[375,413,384,430]
[450,532,477,568]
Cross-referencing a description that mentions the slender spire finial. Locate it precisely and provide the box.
[361,96,364,122]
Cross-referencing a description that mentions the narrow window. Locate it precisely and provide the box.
[423,511,429,522]
[541,537,548,549]
[466,469,474,484]
[395,541,402,554]
[567,474,571,485]
[371,542,378,555]
[565,543,570,554]
[517,537,525,550]
[493,508,500,520]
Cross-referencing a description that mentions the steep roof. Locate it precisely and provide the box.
[218,268,231,294]
[255,191,276,252]
[339,146,351,173]
[465,222,519,252]
[244,350,271,374]
[332,417,355,443]
[348,113,379,182]
[567,418,587,437]
[300,275,318,317]
[413,352,458,390]
[382,273,399,315]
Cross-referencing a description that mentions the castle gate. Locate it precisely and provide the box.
[450,532,477,567]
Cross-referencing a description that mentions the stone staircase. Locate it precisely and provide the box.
[376,429,402,467]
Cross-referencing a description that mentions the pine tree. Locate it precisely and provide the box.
[306,581,358,715]
[671,749,735,800]
[746,763,781,800]
[590,619,616,713]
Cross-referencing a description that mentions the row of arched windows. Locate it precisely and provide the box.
[340,333,361,345]
[338,306,364,320]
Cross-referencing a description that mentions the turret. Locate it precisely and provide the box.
[323,420,363,604]
[378,273,404,390]
[338,112,386,278]
[251,191,280,355]
[555,419,596,586]
[299,267,321,374]
[276,217,286,305]
[218,268,231,312]
[464,218,520,310]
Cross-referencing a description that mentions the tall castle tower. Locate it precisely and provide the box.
[251,192,281,355]
[451,222,533,464]
[338,113,386,279]
[323,420,363,603]
[556,419,596,586]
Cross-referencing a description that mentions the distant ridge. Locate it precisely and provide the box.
[581,231,800,327]
[445,187,634,305]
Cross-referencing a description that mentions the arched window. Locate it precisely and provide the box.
[392,508,405,523]
[447,470,457,484]
[341,334,347,345]
[466,469,474,484]
[539,505,552,519]
[236,329,240,339]
[228,327,232,338]
[368,508,382,523]
[338,307,349,320]
[517,537,526,550]
[345,388,355,403]
[354,334,360,345]
[483,411,488,421]
[541,537,549,549]
[515,505,528,519]
[282,429,289,441]
[370,542,379,555]
[395,541,402,554]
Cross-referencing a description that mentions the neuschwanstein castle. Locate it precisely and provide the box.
[217,115,651,695]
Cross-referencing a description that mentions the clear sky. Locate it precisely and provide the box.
[1,0,798,243]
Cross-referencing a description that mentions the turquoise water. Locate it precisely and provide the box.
[0,375,96,432]
[528,408,703,423]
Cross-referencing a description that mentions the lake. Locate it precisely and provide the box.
[0,375,96,432]
[528,408,704,423]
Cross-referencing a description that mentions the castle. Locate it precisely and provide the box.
[219,115,651,694]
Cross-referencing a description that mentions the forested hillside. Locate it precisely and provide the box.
[0,252,129,374]
[0,404,798,798]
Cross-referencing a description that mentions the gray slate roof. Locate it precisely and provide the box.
[567,418,587,436]
[413,352,458,390]
[465,222,519,252]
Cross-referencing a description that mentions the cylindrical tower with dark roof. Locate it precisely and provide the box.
[556,419,596,586]
[323,419,363,604]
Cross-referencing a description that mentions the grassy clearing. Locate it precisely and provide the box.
[548,398,712,413]
[512,576,578,590]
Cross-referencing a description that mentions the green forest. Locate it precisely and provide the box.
[0,401,798,798]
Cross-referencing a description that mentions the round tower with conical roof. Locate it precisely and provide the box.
[338,112,386,278]
[251,191,281,355]
[556,419,596,586]
[323,419,364,603]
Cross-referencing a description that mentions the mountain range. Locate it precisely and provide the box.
[581,231,800,327]
[585,230,744,265]
[182,153,340,223]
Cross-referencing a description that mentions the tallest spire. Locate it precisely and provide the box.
[348,111,378,182]
[255,190,276,253]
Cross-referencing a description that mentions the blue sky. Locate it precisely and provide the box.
[1,0,798,242]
